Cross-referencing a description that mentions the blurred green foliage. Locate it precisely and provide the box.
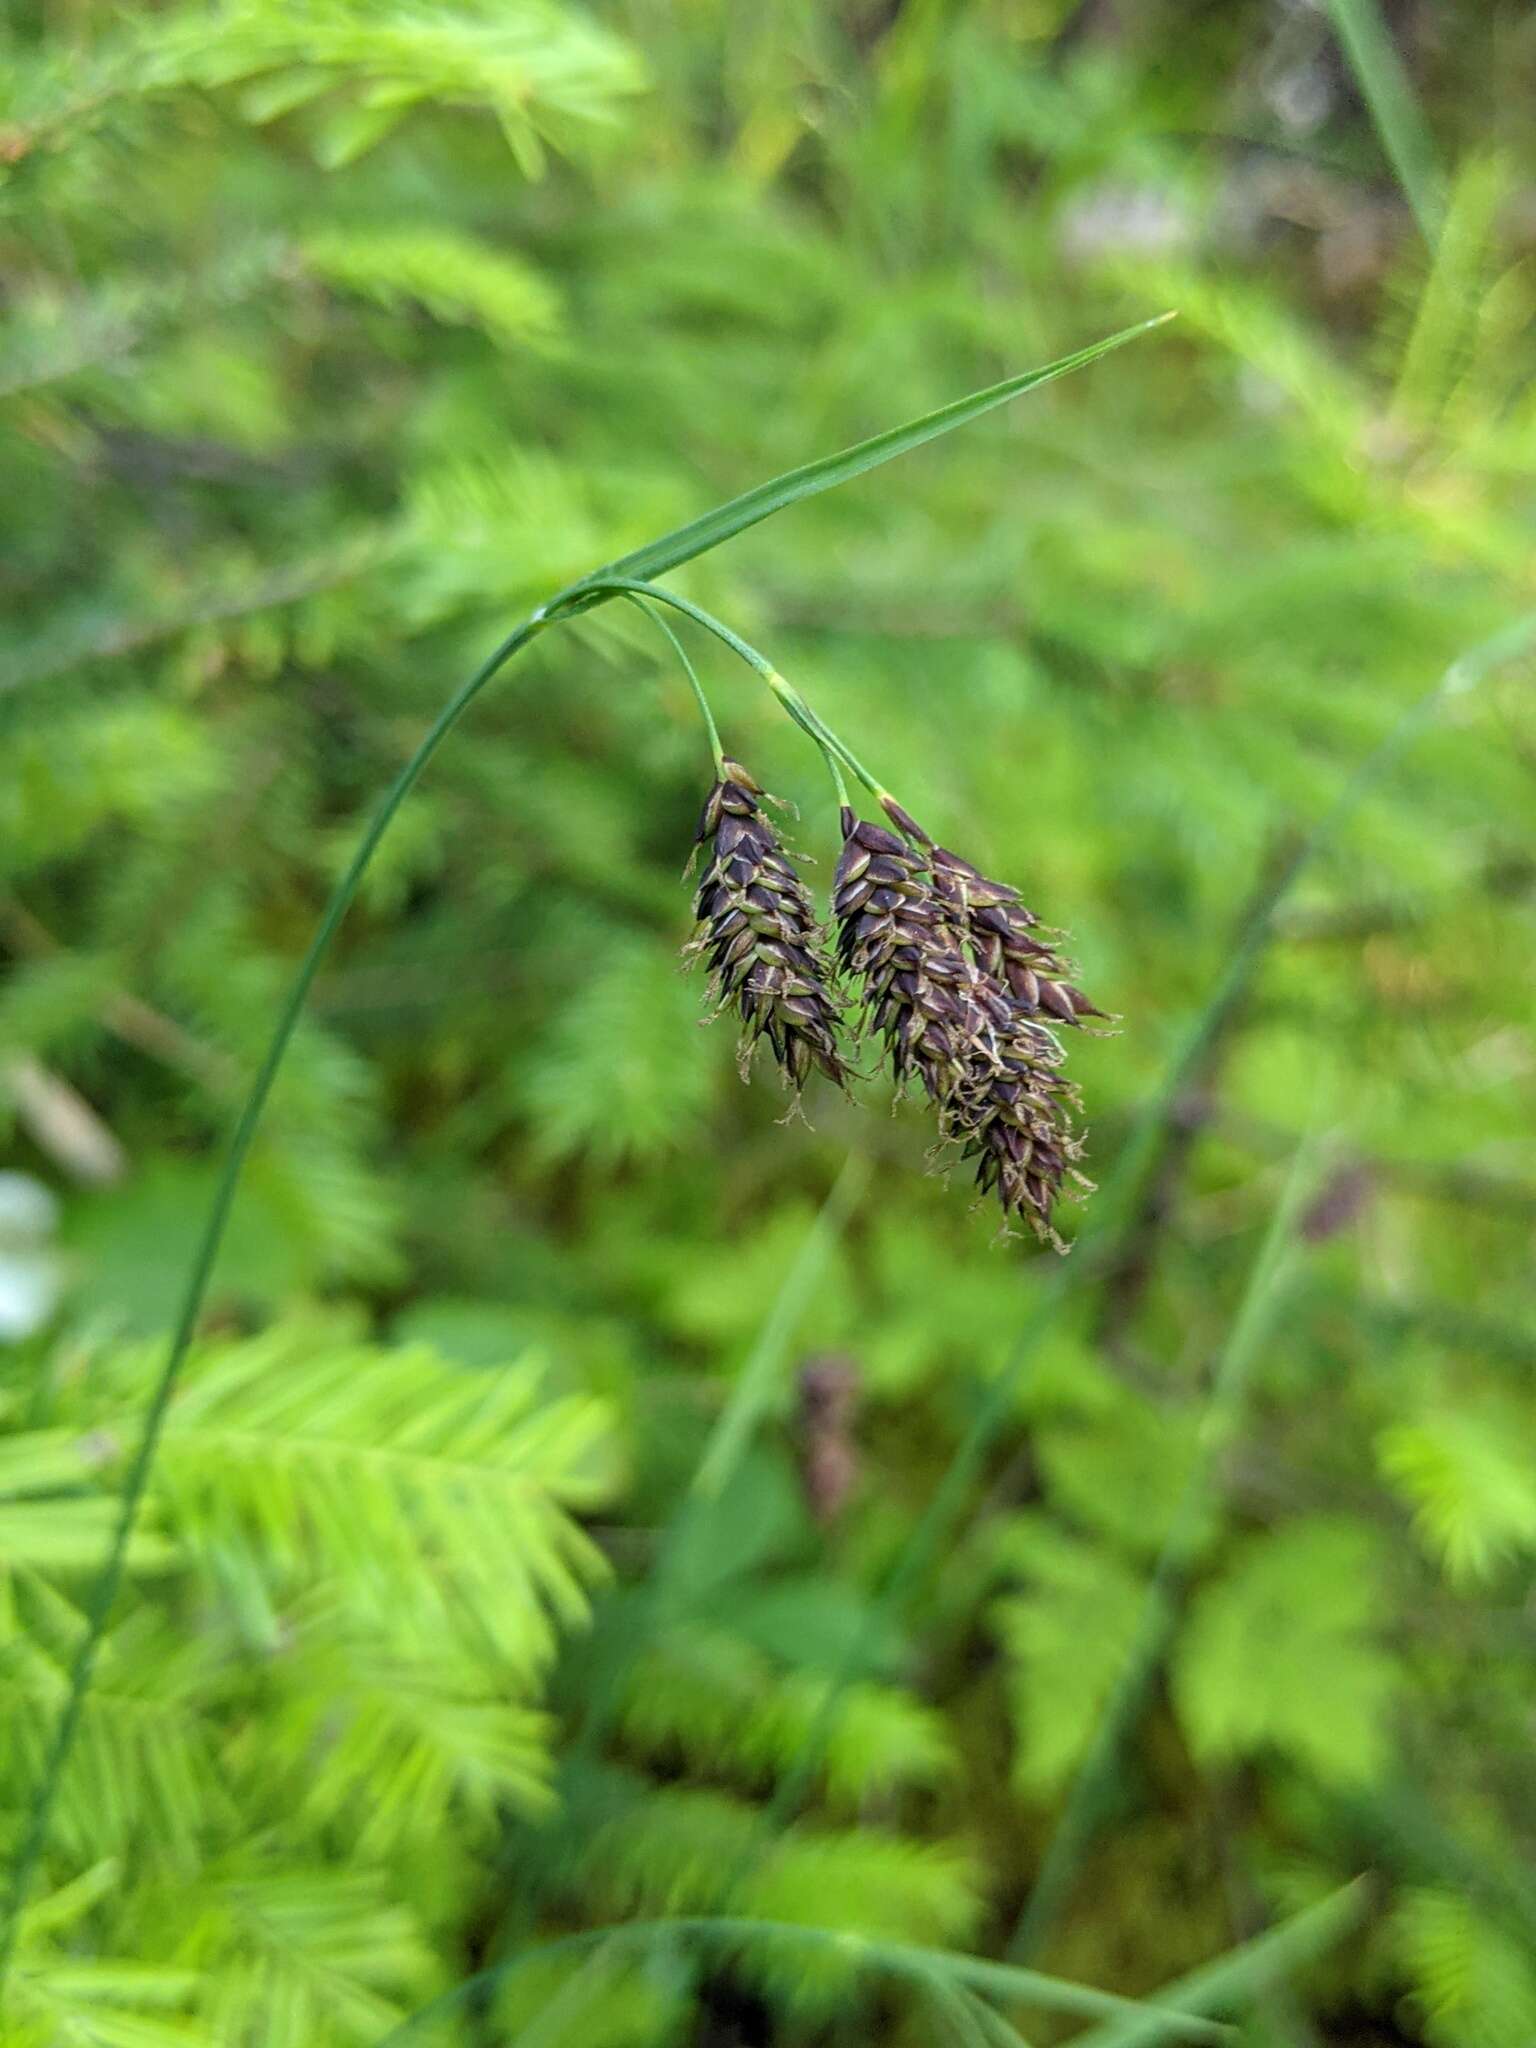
[3,1,1536,2042]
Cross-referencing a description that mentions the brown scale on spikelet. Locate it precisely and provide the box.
[949,1025,1090,1251]
[686,760,849,1099]
[919,826,1107,1248]
[835,796,1110,1248]
[925,840,1107,1033]
[830,808,1011,1106]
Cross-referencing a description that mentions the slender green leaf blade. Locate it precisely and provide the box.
[376,1915,1229,2043]
[1067,1881,1367,2048]
[869,1931,1227,2038]
[566,315,1175,592]
[1324,0,1443,240]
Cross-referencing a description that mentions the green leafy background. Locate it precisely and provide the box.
[3,1,1534,2042]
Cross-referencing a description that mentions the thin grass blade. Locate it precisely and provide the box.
[691,1151,869,1502]
[1065,1881,1367,2048]
[1324,0,1443,240]
[1007,1140,1324,1961]
[920,1969,1036,2048]
[375,1916,1232,2045]
[564,315,1175,593]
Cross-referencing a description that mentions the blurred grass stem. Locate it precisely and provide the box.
[1006,1140,1325,1962]
[1325,0,1444,239]
[375,1913,1232,2045]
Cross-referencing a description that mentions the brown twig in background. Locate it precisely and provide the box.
[1,894,235,1095]
[3,1056,126,1186]
[794,1353,862,1526]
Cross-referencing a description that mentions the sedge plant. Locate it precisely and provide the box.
[0,316,1171,2004]
[10,302,1529,2032]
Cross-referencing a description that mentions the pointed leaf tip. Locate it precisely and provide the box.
[567,313,1178,593]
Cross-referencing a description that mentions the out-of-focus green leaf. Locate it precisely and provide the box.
[1173,1519,1400,1783]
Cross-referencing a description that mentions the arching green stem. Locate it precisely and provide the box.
[821,734,851,807]
[569,577,892,811]
[621,591,725,774]
[0,608,551,1990]
[0,574,883,1989]
[373,1913,1227,2046]
[763,670,850,805]
[766,670,861,806]
[0,574,864,1989]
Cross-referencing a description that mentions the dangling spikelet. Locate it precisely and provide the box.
[686,760,849,1096]
[831,809,1011,1104]
[831,794,1109,1247]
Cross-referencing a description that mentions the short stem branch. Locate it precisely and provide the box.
[621,593,725,772]
[569,577,895,809]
